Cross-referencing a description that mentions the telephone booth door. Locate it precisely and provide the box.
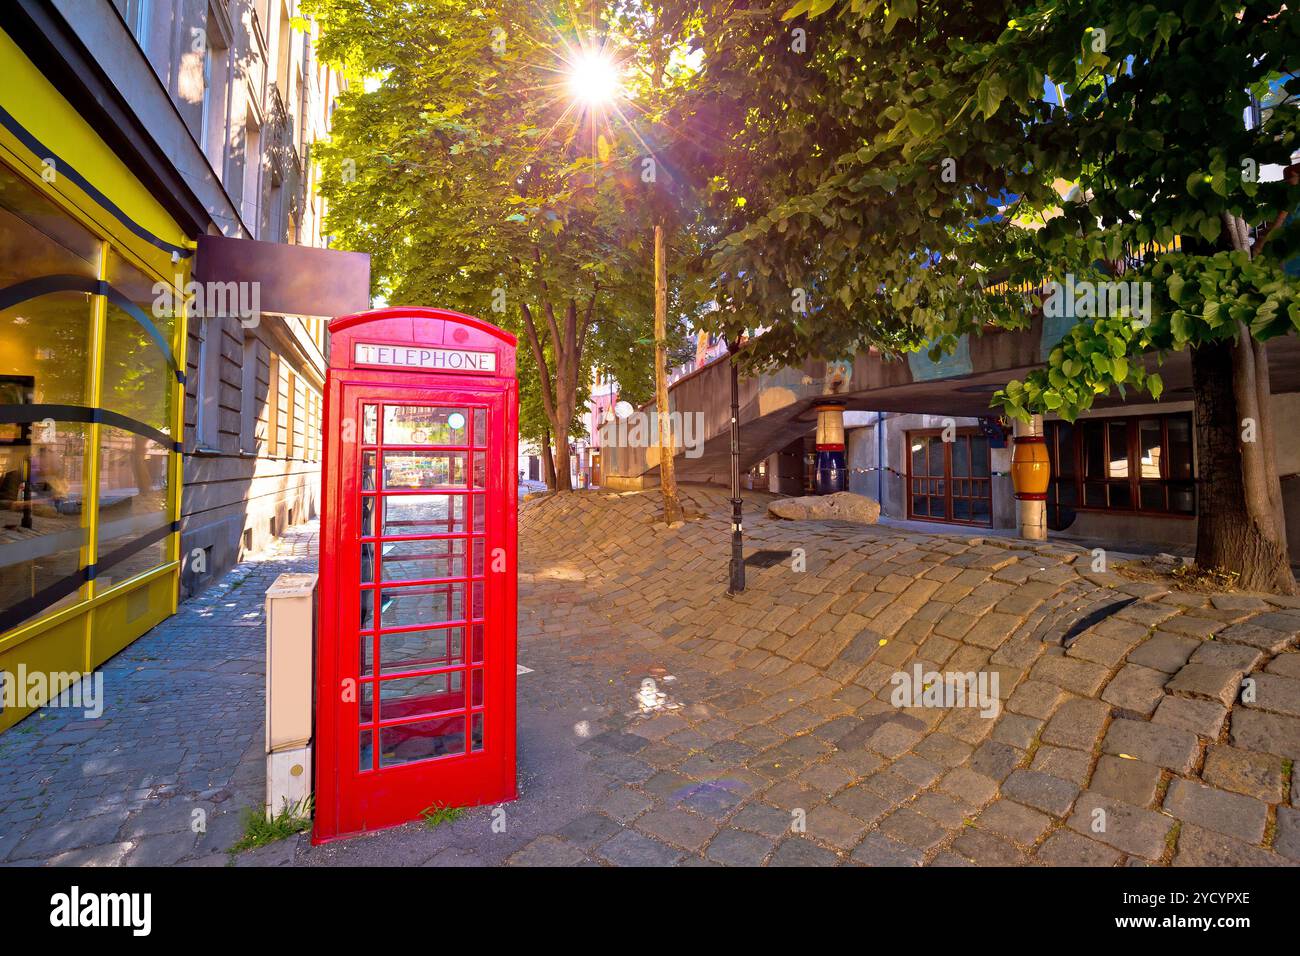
[315,309,518,843]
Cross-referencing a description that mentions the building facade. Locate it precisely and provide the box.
[0,0,345,732]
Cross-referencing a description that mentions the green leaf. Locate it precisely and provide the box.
[1148,373,1164,400]
[905,109,936,137]
[1199,215,1221,243]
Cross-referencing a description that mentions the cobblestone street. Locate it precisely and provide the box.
[4,487,1300,866]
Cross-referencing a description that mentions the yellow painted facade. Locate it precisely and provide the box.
[0,27,188,731]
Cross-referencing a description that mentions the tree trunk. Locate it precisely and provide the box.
[552,435,572,492]
[541,427,557,491]
[654,224,684,524]
[1191,339,1296,594]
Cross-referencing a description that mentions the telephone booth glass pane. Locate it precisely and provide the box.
[383,494,468,535]
[383,406,467,445]
[380,716,465,767]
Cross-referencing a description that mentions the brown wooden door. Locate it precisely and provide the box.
[906,429,992,526]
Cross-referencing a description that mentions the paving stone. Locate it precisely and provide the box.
[1163,778,1268,845]
[860,770,921,804]
[1067,792,1175,861]
[1242,672,1300,718]
[804,805,869,850]
[1201,745,1286,803]
[992,714,1043,751]
[910,792,970,829]
[914,732,975,768]
[705,828,775,866]
[949,827,1027,866]
[1165,662,1244,707]
[1029,745,1093,786]
[1265,653,1300,679]
[730,802,795,840]
[1068,632,1135,668]
[1030,655,1110,696]
[507,836,588,867]
[598,787,653,824]
[44,842,137,867]
[890,754,943,788]
[878,808,948,850]
[635,808,719,852]
[1274,807,1300,863]
[1035,829,1122,866]
[1229,709,1300,760]
[1041,697,1111,751]
[1127,634,1199,674]
[557,811,625,848]
[1102,718,1200,774]
[830,785,894,825]
[1101,664,1168,716]
[976,799,1053,846]
[1158,616,1220,639]
[938,768,1000,808]
[1171,823,1289,867]
[768,837,839,867]
[1006,680,1072,719]
[865,722,925,758]
[849,832,924,866]
[1190,641,1265,672]
[596,829,683,867]
[1089,755,1162,808]
[1151,695,1228,738]
[1000,769,1080,817]
[1216,622,1295,654]
[967,740,1025,782]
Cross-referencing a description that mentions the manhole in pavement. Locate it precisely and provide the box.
[746,549,792,568]
[1053,596,1140,648]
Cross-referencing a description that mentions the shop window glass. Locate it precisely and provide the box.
[95,427,171,589]
[102,250,175,434]
[0,165,100,628]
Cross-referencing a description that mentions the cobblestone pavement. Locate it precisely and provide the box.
[0,529,317,867]
[5,487,1300,866]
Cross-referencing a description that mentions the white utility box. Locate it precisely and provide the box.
[266,745,312,820]
[265,572,317,753]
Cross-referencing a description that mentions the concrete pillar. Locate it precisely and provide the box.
[1013,414,1047,541]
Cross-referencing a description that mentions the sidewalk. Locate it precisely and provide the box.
[0,527,317,866]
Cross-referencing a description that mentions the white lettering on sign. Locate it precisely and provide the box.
[354,342,497,372]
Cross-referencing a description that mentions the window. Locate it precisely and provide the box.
[0,168,99,628]
[267,353,281,456]
[194,317,223,450]
[241,111,262,236]
[1046,414,1195,529]
[240,333,260,453]
[0,160,180,630]
[198,7,232,177]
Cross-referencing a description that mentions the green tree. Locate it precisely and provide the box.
[305,0,664,491]
[664,0,1298,592]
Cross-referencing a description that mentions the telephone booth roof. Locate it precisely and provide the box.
[329,306,517,378]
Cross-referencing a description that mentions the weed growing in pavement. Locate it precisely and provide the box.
[420,803,465,829]
[231,796,313,852]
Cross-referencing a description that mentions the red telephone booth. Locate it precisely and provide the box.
[314,307,518,843]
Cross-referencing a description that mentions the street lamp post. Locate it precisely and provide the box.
[727,335,745,594]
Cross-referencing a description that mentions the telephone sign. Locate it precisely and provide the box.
[314,307,519,843]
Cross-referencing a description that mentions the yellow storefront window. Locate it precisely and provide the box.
[0,159,182,631]
[0,166,99,628]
